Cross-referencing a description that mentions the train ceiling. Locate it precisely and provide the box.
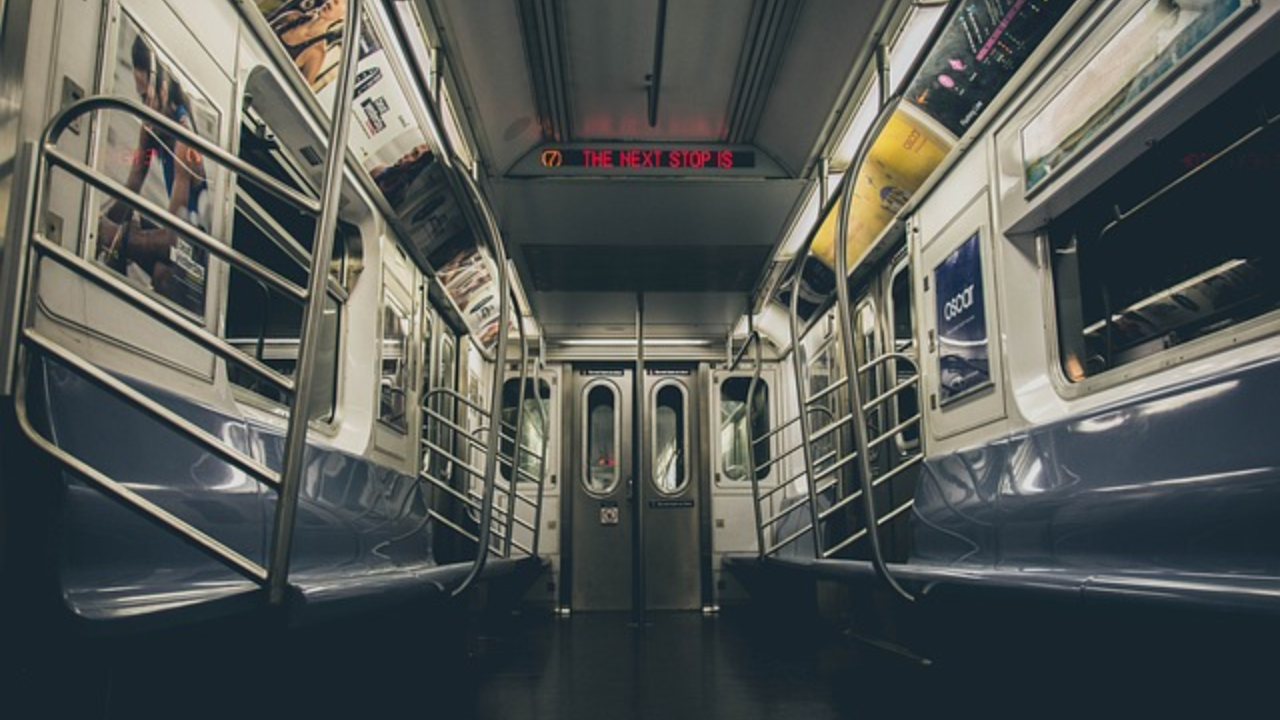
[419,0,893,340]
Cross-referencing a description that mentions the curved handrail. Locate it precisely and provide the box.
[450,167,513,598]
[12,1,365,608]
[786,262,826,559]
[267,0,365,605]
[772,0,963,595]
[529,349,551,556]
[502,291,531,557]
[738,317,768,556]
[832,109,915,603]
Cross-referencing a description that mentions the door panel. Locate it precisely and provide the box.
[567,364,703,612]
[569,368,634,611]
[641,369,701,610]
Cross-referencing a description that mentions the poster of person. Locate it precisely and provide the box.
[933,232,991,405]
[257,0,349,96]
[95,13,220,317]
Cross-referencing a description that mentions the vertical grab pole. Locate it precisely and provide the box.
[632,291,646,626]
[504,299,530,557]
[740,319,768,558]
[828,30,917,603]
[787,261,824,559]
[531,336,550,556]
[452,168,513,597]
[267,0,363,606]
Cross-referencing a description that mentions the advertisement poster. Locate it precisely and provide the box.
[1022,0,1245,191]
[95,13,220,316]
[934,232,990,405]
[258,0,349,95]
[811,107,952,270]
[256,0,473,264]
[431,235,505,352]
[905,0,1070,138]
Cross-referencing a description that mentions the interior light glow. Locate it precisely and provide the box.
[831,85,881,169]
[888,4,947,91]
[557,338,715,347]
[385,0,450,164]
[778,181,821,259]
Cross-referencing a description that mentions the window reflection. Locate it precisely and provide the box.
[501,378,550,483]
[379,296,410,432]
[720,377,770,482]
[584,384,618,494]
[653,384,686,494]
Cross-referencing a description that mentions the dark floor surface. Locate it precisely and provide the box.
[4,596,1277,719]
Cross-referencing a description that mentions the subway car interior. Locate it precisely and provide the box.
[2,0,1280,717]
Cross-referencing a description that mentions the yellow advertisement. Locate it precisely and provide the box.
[812,106,953,270]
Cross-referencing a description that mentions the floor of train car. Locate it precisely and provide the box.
[3,592,1277,718]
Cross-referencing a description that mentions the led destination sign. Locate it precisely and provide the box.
[539,147,756,171]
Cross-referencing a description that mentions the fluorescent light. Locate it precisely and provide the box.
[831,84,881,170]
[557,338,714,347]
[888,4,946,92]
[778,181,821,259]
[384,0,450,162]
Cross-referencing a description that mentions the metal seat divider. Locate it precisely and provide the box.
[12,0,364,605]
[727,321,770,558]
[786,258,827,560]
[447,165,515,598]
[501,307,532,557]
[263,0,365,604]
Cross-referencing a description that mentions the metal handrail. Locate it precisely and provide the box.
[448,165,515,598]
[787,262,827,559]
[752,413,800,446]
[264,0,365,605]
[502,306,532,557]
[14,362,269,581]
[13,0,361,609]
[47,146,310,303]
[22,330,280,489]
[30,236,295,393]
[728,329,761,372]
[739,318,769,556]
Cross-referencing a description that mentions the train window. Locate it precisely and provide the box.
[719,377,770,483]
[889,263,920,447]
[583,383,619,495]
[425,330,458,479]
[887,2,946,92]
[225,107,353,419]
[652,383,688,495]
[1022,0,1249,193]
[420,306,433,404]
[379,292,411,432]
[500,378,551,484]
[1049,51,1280,382]
[807,341,840,477]
[890,265,913,352]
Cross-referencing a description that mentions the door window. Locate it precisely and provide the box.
[652,383,688,494]
[584,383,620,495]
[719,377,770,483]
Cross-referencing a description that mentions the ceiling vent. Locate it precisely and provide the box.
[726,0,803,144]
[518,0,573,142]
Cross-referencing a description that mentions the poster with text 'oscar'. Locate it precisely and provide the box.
[934,232,991,406]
